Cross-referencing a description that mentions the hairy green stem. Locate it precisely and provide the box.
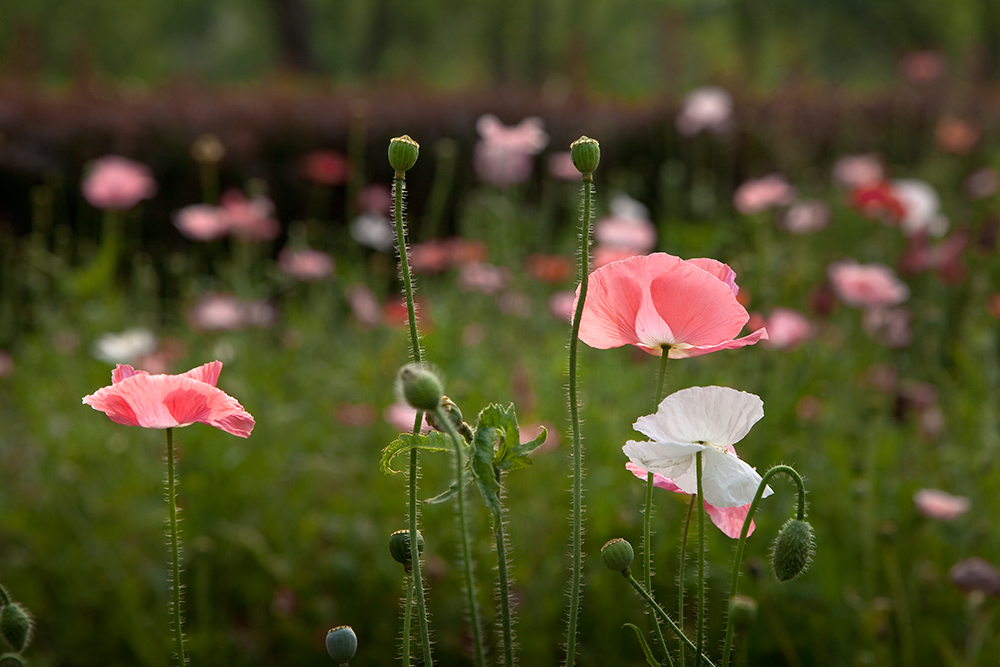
[643,350,671,660]
[695,452,705,667]
[435,406,486,667]
[624,572,717,667]
[721,465,806,667]
[401,573,414,667]
[678,492,696,667]
[565,177,594,666]
[495,470,515,667]
[393,173,433,666]
[165,428,187,665]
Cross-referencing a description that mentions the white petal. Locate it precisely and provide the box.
[622,440,704,486]
[637,386,764,447]
[700,448,772,507]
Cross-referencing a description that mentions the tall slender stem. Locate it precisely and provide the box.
[495,470,515,667]
[643,351,671,658]
[678,496,696,667]
[393,173,433,665]
[401,573,414,667]
[695,452,705,667]
[435,406,486,667]
[165,427,187,665]
[623,572,717,667]
[565,176,594,666]
[721,465,806,667]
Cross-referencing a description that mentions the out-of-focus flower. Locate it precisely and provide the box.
[473,115,549,187]
[383,296,432,331]
[863,306,912,348]
[627,463,756,538]
[733,174,795,214]
[82,155,156,210]
[623,386,771,507]
[0,350,13,378]
[795,396,823,422]
[525,253,574,284]
[384,400,431,433]
[548,290,576,323]
[410,238,488,274]
[334,402,377,427]
[350,213,395,252]
[914,489,970,521]
[578,253,767,358]
[949,558,1000,597]
[935,117,981,155]
[899,50,947,85]
[219,190,281,242]
[82,361,254,437]
[174,204,228,241]
[828,260,909,308]
[278,247,335,281]
[188,293,276,332]
[833,154,884,190]
[301,150,350,186]
[459,262,510,294]
[593,246,642,269]
[898,228,969,284]
[547,152,580,181]
[893,179,948,237]
[594,194,657,253]
[675,86,734,137]
[92,327,158,364]
[755,308,812,350]
[345,284,380,327]
[190,134,225,164]
[780,200,831,234]
[476,114,549,154]
[964,167,999,201]
[851,182,907,222]
[358,183,392,214]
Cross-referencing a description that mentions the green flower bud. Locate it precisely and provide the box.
[389,529,425,571]
[601,538,634,573]
[0,653,27,667]
[0,602,32,653]
[770,518,815,582]
[425,396,473,441]
[727,593,758,631]
[388,135,420,176]
[326,625,358,664]
[570,136,600,177]
[397,364,444,412]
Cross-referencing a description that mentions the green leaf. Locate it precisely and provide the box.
[622,623,661,667]
[380,432,451,475]
[497,424,547,472]
[474,403,545,471]
[423,470,474,505]
[470,423,503,517]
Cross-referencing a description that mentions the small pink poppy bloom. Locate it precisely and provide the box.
[759,307,812,350]
[862,306,912,348]
[828,260,909,308]
[549,291,576,323]
[345,284,381,327]
[459,262,510,294]
[82,155,157,210]
[473,115,549,188]
[83,361,254,437]
[899,50,947,85]
[476,114,549,154]
[358,183,392,215]
[594,195,657,253]
[893,179,948,237]
[301,150,350,186]
[832,154,884,190]
[780,200,830,234]
[220,190,281,242]
[950,558,1000,597]
[577,253,767,359]
[174,204,228,241]
[547,152,580,181]
[626,463,756,538]
[914,488,970,521]
[733,175,795,215]
[278,247,335,281]
[964,167,999,201]
[384,400,431,433]
[675,86,734,137]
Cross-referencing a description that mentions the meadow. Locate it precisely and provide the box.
[1,72,1000,667]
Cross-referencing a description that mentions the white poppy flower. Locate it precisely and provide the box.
[622,386,772,507]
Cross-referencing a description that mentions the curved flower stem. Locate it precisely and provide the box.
[393,173,433,666]
[678,495,696,667]
[695,452,705,667]
[435,406,486,667]
[565,176,595,666]
[165,427,187,665]
[624,572,717,667]
[642,350,671,661]
[494,470,515,667]
[721,465,806,667]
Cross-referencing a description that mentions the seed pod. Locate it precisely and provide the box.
[388,135,420,176]
[770,518,815,582]
[389,529,424,571]
[0,602,33,652]
[569,136,600,176]
[326,625,358,664]
[397,364,443,412]
[601,538,634,573]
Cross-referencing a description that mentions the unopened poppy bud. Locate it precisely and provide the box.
[0,602,33,652]
[388,135,420,176]
[0,653,27,666]
[326,625,358,664]
[426,396,473,441]
[397,364,443,412]
[770,518,815,582]
[389,529,424,571]
[727,593,758,631]
[570,136,600,177]
[601,538,634,573]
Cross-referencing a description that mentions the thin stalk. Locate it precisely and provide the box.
[392,173,433,666]
[435,406,486,667]
[678,495,696,667]
[695,452,705,667]
[624,572,717,667]
[721,465,806,667]
[643,350,671,659]
[165,427,187,665]
[401,573,414,667]
[495,470,515,667]
[565,176,595,666]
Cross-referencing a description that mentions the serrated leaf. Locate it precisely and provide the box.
[496,425,547,471]
[471,424,503,518]
[423,470,474,505]
[622,623,661,667]
[380,432,451,475]
[475,403,544,472]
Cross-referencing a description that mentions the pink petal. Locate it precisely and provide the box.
[686,258,739,296]
[181,360,222,386]
[667,327,769,359]
[647,268,750,348]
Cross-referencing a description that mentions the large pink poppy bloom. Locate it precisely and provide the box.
[577,252,767,358]
[82,155,157,211]
[83,361,254,437]
[626,463,756,538]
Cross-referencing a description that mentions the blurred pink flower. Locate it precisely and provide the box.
[898,228,969,284]
[627,463,756,538]
[828,260,909,308]
[82,361,254,437]
[345,284,381,327]
[675,86,734,137]
[358,183,393,214]
[82,155,156,210]
[0,350,14,378]
[780,200,830,234]
[899,50,947,85]
[851,182,907,222]
[914,488,969,521]
[758,307,812,350]
[476,114,549,153]
[832,154,884,190]
[547,152,579,181]
[964,167,999,201]
[174,204,228,241]
[525,253,574,284]
[935,116,980,155]
[733,175,795,214]
[301,150,349,186]
[593,245,643,269]
[862,306,912,348]
[474,114,549,187]
[188,293,276,332]
[384,400,431,433]
[578,253,767,358]
[549,291,576,323]
[278,247,335,281]
[220,190,281,242]
[950,558,1000,597]
[334,402,377,427]
[459,262,510,294]
[893,179,948,237]
[594,194,657,252]
[350,213,395,252]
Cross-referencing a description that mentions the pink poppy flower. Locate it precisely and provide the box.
[83,361,254,437]
[345,284,381,327]
[219,190,281,242]
[950,558,1000,597]
[832,154,884,190]
[675,86,734,137]
[459,262,510,294]
[476,114,549,154]
[828,260,909,308]
[626,463,756,538]
[174,204,228,241]
[473,114,549,187]
[384,400,431,433]
[549,290,576,323]
[964,167,999,201]
[82,155,157,210]
[278,247,335,281]
[759,307,812,350]
[577,253,767,359]
[914,488,970,521]
[594,194,657,253]
[780,200,830,234]
[851,182,907,222]
[301,150,350,186]
[525,253,574,284]
[358,183,393,214]
[862,306,912,348]
[733,175,795,215]
[899,50,947,85]
[547,152,580,181]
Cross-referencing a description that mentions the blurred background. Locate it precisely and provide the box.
[2,1,1000,666]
